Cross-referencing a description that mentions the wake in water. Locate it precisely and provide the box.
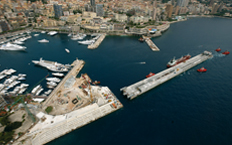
[138,62,146,64]
[213,52,226,58]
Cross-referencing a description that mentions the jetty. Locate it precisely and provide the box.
[87,33,106,49]
[142,35,160,51]
[121,51,213,100]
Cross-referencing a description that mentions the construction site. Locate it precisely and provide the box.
[12,58,123,145]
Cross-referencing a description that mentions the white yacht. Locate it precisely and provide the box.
[0,43,26,51]
[52,73,64,77]
[32,58,68,72]
[68,33,72,37]
[44,89,52,95]
[38,39,49,43]
[78,39,95,45]
[36,88,43,96]
[65,48,70,53]
[46,77,60,83]
[18,88,27,94]
[41,31,46,34]
[5,69,16,75]
[34,34,39,37]
[76,33,87,40]
[71,34,80,40]
[13,40,24,45]
[31,85,41,94]
[48,31,58,36]
[47,81,57,87]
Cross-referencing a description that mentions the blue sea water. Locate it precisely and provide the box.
[1,17,232,145]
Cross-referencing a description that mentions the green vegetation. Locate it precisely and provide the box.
[0,114,23,144]
[73,9,82,14]
[4,121,22,132]
[45,106,53,114]
[0,115,9,126]
[0,131,14,144]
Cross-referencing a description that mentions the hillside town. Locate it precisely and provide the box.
[0,0,231,34]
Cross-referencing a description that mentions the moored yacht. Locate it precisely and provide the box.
[38,39,49,43]
[48,31,58,36]
[78,39,95,45]
[0,43,26,51]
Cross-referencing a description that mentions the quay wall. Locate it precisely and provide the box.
[31,100,122,145]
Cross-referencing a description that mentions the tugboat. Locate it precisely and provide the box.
[167,54,191,68]
[138,37,144,42]
[197,67,207,72]
[146,72,155,78]
[222,50,230,55]
[215,47,221,52]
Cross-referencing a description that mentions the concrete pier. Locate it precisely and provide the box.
[43,58,85,106]
[88,33,106,49]
[142,35,160,51]
[121,51,213,100]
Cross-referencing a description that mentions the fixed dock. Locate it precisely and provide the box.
[121,51,213,100]
[88,33,106,49]
[142,35,160,51]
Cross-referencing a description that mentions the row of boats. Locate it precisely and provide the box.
[31,73,64,96]
[69,33,102,45]
[0,68,29,95]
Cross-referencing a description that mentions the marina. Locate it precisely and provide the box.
[121,51,213,100]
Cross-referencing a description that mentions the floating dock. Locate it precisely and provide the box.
[120,51,213,100]
[142,35,160,51]
[88,33,106,49]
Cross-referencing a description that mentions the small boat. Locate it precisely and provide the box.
[48,31,57,36]
[138,37,144,42]
[65,48,70,53]
[197,67,207,72]
[47,81,57,87]
[41,31,46,34]
[18,77,26,81]
[92,80,100,85]
[47,85,55,89]
[34,34,39,37]
[68,33,72,37]
[222,50,230,55]
[38,39,49,43]
[215,47,221,52]
[146,72,155,78]
[52,73,64,77]
[46,77,60,83]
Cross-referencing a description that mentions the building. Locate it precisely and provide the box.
[176,0,189,7]
[53,4,63,18]
[96,4,104,17]
[166,4,173,18]
[174,6,180,15]
[211,3,219,14]
[115,13,128,22]
[0,19,10,32]
[152,7,157,20]
[90,0,95,7]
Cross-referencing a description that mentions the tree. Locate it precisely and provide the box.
[45,106,53,114]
